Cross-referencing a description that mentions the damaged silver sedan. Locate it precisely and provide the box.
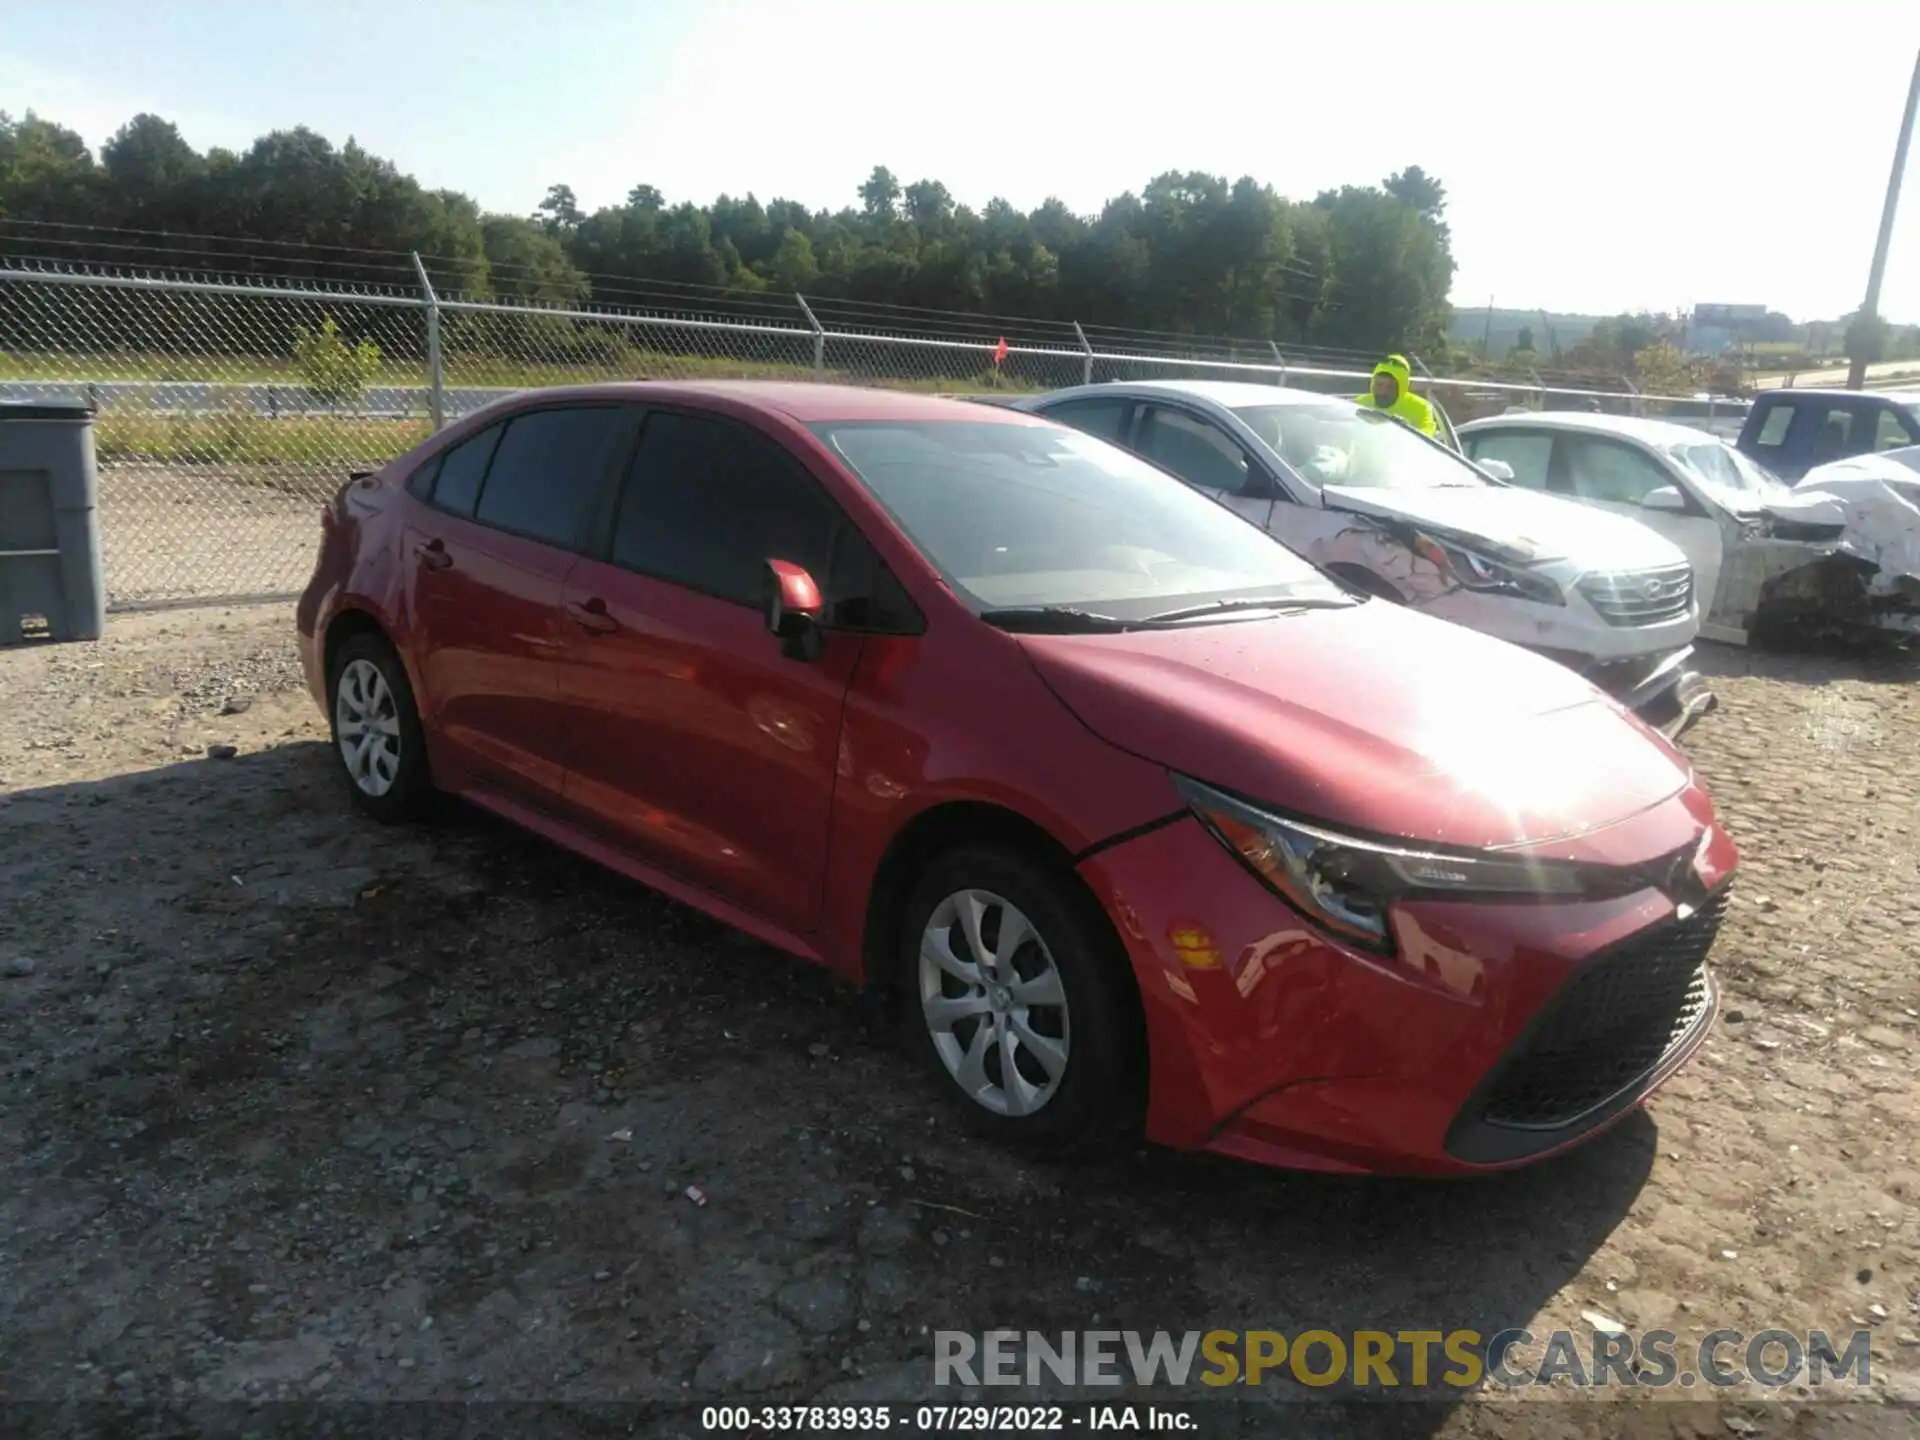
[1458,414,1920,645]
[1018,381,1714,740]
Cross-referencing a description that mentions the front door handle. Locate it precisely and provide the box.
[414,538,453,572]
[566,597,619,635]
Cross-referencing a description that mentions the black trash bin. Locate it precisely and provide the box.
[0,401,106,645]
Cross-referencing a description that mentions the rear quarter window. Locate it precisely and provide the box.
[424,424,504,518]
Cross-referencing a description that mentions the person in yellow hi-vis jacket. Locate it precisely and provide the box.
[1354,353,1438,439]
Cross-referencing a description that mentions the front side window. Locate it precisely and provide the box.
[612,410,847,607]
[1134,405,1258,496]
[1558,437,1673,506]
[475,406,630,549]
[1464,431,1552,489]
[1232,402,1487,491]
[811,419,1343,617]
[1873,408,1916,452]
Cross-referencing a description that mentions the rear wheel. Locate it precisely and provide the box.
[328,633,431,822]
[899,845,1140,1151]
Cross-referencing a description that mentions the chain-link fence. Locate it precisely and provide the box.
[0,262,1752,610]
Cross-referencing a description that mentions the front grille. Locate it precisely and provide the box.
[1578,564,1695,626]
[1477,889,1726,1130]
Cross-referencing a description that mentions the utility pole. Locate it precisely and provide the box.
[1848,48,1920,390]
[1481,296,1494,357]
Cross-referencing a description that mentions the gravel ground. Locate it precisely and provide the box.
[1,607,1917,1437]
[95,465,339,607]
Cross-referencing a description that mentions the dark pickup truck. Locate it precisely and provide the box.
[1736,387,1920,482]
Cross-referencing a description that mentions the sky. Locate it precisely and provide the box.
[3,0,1917,324]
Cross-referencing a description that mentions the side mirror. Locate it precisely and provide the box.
[1641,485,1688,513]
[763,558,825,662]
[1477,459,1516,483]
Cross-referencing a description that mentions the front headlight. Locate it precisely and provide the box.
[1411,533,1565,606]
[1175,776,1588,954]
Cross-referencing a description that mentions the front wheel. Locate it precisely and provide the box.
[899,845,1141,1151]
[328,633,431,822]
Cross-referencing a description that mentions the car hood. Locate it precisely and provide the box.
[1320,484,1687,570]
[1021,600,1689,851]
[1780,462,1920,585]
[1756,488,1851,528]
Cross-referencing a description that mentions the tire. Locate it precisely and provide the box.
[898,844,1141,1152]
[327,632,432,823]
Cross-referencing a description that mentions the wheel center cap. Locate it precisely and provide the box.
[990,986,1013,1012]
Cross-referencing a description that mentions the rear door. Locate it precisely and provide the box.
[554,406,879,935]
[400,403,637,803]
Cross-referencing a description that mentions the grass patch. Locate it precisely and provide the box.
[5,348,1044,395]
[1,351,312,385]
[88,364,1034,469]
[96,412,432,466]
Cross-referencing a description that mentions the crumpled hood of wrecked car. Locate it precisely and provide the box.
[1320,483,1689,570]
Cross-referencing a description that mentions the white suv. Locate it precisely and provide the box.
[1018,380,1714,739]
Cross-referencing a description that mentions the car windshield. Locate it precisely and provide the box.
[1230,402,1489,490]
[811,419,1347,618]
[1670,441,1784,505]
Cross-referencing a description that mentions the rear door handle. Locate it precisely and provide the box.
[566,597,619,634]
[414,538,453,572]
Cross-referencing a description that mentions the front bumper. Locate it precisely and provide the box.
[1076,804,1736,1175]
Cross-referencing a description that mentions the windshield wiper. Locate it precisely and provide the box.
[979,605,1134,633]
[1140,594,1353,623]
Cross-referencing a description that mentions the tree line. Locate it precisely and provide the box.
[0,110,1456,357]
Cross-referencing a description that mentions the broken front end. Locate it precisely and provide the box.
[1708,483,1920,645]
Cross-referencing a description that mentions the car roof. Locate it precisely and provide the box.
[1458,412,1723,447]
[1046,379,1358,409]
[1757,388,1920,408]
[487,380,1045,425]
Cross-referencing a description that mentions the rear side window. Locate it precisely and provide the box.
[1808,406,1857,464]
[1465,431,1552,489]
[426,424,503,517]
[1753,404,1795,448]
[475,406,630,549]
[1042,397,1131,443]
[611,411,846,606]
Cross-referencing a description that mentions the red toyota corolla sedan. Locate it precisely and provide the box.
[297,381,1736,1176]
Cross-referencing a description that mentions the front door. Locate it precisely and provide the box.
[554,407,866,935]
[1128,401,1277,528]
[1548,433,1724,621]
